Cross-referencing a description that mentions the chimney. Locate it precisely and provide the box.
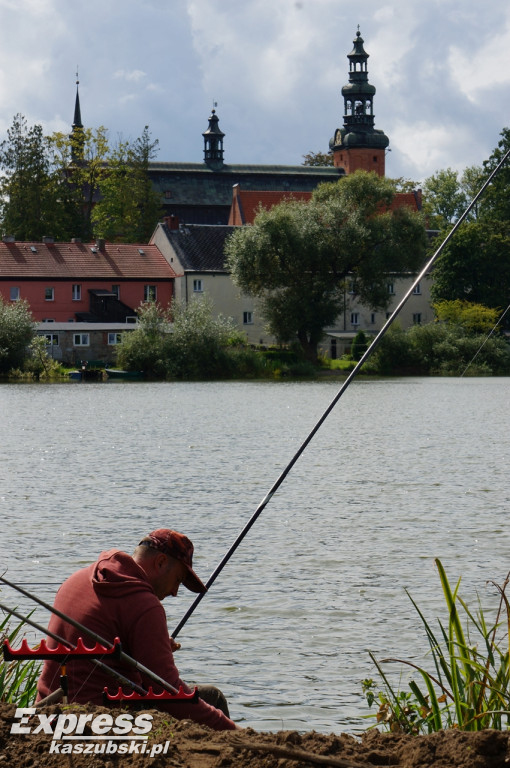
[42,236,54,244]
[96,238,106,251]
[164,215,179,231]
[2,235,15,243]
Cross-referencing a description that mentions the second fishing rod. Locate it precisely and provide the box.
[172,144,510,639]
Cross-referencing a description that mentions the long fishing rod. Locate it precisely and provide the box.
[172,145,510,639]
[0,600,148,696]
[0,575,179,695]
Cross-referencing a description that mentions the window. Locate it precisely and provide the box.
[243,311,253,325]
[111,285,120,299]
[42,333,59,346]
[73,333,90,346]
[413,313,422,325]
[72,284,82,301]
[386,312,391,320]
[193,279,203,293]
[42,318,55,323]
[387,283,395,295]
[413,283,421,295]
[348,280,358,294]
[108,333,122,345]
[350,312,359,326]
[144,285,157,302]
[10,286,20,301]
[370,313,376,325]
[45,287,54,301]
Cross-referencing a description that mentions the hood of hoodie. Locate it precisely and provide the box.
[92,549,155,598]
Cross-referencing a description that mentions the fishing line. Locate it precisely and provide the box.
[460,302,510,377]
[172,144,510,639]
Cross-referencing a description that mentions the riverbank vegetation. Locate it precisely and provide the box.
[363,559,510,734]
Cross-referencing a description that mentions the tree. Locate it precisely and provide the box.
[225,170,427,362]
[0,297,36,373]
[422,168,467,227]
[430,219,510,315]
[302,151,334,167]
[479,127,510,222]
[433,299,501,335]
[91,126,161,243]
[0,114,60,240]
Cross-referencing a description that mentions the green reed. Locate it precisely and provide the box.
[363,559,510,733]
[0,610,41,707]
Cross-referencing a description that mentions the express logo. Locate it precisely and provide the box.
[11,709,170,757]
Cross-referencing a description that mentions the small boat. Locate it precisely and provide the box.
[68,370,82,381]
[105,368,144,380]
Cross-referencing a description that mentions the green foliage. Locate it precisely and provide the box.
[351,329,369,361]
[225,170,427,363]
[365,560,510,733]
[0,114,60,240]
[302,150,334,166]
[370,317,510,376]
[0,115,161,242]
[430,219,510,315]
[116,297,263,380]
[422,167,468,227]
[479,127,510,222]
[433,300,501,335]
[0,297,36,373]
[0,609,41,706]
[92,126,161,243]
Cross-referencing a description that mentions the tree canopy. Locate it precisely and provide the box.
[225,170,427,361]
[430,128,510,320]
[0,115,161,242]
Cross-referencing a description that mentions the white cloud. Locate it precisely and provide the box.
[114,69,147,84]
[448,18,510,103]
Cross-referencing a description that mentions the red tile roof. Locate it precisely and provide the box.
[0,241,176,279]
[229,188,312,225]
[229,186,421,225]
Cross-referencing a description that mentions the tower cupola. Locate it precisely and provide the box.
[330,28,389,176]
[202,109,225,170]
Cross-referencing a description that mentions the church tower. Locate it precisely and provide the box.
[202,108,225,170]
[330,28,389,176]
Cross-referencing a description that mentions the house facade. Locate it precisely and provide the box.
[151,218,269,346]
[0,237,176,323]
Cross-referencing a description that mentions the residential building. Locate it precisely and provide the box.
[0,237,176,323]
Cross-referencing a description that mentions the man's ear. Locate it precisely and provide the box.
[155,553,169,572]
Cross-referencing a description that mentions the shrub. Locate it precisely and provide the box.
[0,297,36,373]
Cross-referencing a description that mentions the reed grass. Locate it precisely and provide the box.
[363,558,510,733]
[0,609,41,706]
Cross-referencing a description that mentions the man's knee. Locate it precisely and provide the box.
[196,684,230,718]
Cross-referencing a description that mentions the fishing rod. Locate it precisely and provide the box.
[0,600,148,697]
[172,144,510,639]
[0,575,179,695]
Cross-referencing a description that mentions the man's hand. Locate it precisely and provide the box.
[169,637,181,652]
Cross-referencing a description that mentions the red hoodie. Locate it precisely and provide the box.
[36,550,236,730]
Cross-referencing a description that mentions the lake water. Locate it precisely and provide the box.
[0,377,509,733]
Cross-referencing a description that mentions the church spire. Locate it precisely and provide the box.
[330,28,389,176]
[70,70,84,163]
[202,107,225,170]
[73,71,83,130]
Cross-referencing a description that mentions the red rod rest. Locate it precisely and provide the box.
[3,636,122,661]
[104,685,197,702]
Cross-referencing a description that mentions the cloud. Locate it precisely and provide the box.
[114,69,147,84]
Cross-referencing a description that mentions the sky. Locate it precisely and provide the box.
[0,0,508,185]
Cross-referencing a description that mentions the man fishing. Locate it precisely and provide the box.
[36,528,240,730]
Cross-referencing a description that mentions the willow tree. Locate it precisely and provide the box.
[225,170,427,362]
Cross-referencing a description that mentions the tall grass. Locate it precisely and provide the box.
[363,559,510,733]
[0,610,41,707]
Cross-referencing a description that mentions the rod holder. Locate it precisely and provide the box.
[3,636,122,661]
[104,685,197,702]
